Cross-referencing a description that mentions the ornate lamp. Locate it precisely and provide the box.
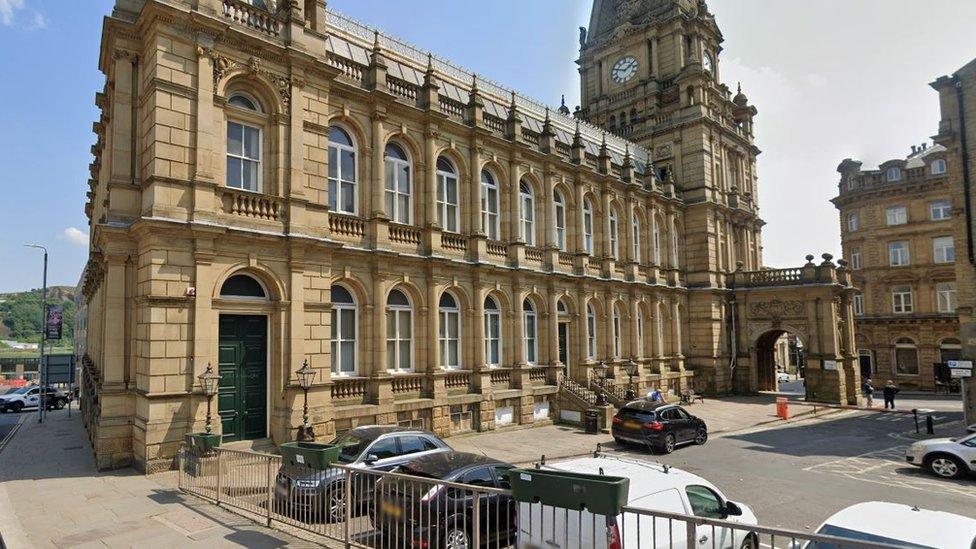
[623,359,639,401]
[296,359,316,441]
[593,361,609,406]
[197,363,221,434]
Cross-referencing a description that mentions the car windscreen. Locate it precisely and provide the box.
[811,524,938,549]
[616,408,656,423]
[329,432,371,463]
[10,387,31,395]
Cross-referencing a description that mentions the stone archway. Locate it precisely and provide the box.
[730,255,860,405]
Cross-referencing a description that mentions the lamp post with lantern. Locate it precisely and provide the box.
[198,363,221,434]
[623,359,639,401]
[296,359,316,441]
[593,361,609,407]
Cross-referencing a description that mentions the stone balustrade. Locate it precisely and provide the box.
[221,0,281,37]
[220,188,282,221]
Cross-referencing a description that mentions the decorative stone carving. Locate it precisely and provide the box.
[748,298,805,320]
[207,51,302,114]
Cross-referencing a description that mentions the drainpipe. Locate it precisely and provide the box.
[728,295,737,392]
[955,76,975,264]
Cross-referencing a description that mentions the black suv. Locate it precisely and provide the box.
[275,426,451,522]
[611,401,708,454]
[373,451,516,549]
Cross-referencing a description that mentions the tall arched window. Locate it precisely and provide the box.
[484,296,501,367]
[637,310,646,358]
[894,337,918,375]
[671,220,680,267]
[523,299,537,364]
[439,292,461,370]
[520,181,536,245]
[436,156,459,233]
[586,304,597,359]
[384,143,412,224]
[655,302,665,356]
[632,213,642,263]
[328,125,357,214]
[653,217,662,265]
[608,115,617,133]
[583,199,594,255]
[554,190,567,251]
[609,209,619,259]
[481,170,500,239]
[226,93,263,192]
[220,273,266,299]
[612,304,622,358]
[331,285,357,376]
[386,289,413,372]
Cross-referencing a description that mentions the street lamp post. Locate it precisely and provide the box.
[25,244,48,424]
[593,361,609,407]
[197,363,221,434]
[624,359,639,401]
[296,359,316,441]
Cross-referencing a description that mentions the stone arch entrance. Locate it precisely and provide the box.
[754,329,805,392]
[730,255,860,405]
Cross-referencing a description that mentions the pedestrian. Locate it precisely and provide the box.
[883,380,899,410]
[647,384,667,403]
[862,378,874,408]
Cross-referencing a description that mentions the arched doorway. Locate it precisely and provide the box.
[755,330,805,392]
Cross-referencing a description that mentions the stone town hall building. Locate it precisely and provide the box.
[79,0,857,471]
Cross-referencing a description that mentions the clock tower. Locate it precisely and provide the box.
[579,0,764,391]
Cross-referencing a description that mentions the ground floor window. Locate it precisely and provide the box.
[940,338,962,363]
[450,404,475,433]
[894,338,919,375]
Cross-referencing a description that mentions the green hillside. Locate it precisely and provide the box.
[0,286,76,345]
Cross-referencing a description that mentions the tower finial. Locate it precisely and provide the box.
[373,30,381,52]
[737,82,741,94]
[427,52,434,72]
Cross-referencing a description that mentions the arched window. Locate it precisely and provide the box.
[520,181,536,246]
[940,338,962,363]
[328,126,357,214]
[583,199,594,255]
[637,310,646,358]
[931,158,947,175]
[608,115,617,133]
[557,299,568,315]
[652,217,662,265]
[886,166,902,182]
[439,292,461,370]
[655,302,665,356]
[523,299,537,364]
[436,156,459,233]
[632,212,642,263]
[386,289,413,372]
[586,303,597,359]
[220,274,266,298]
[226,93,262,192]
[554,190,567,251]
[894,337,918,375]
[609,209,619,259]
[630,109,638,125]
[331,285,357,375]
[612,305,622,358]
[481,170,500,239]
[671,220,680,267]
[484,296,501,367]
[384,143,412,224]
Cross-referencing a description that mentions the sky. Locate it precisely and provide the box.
[2,0,976,292]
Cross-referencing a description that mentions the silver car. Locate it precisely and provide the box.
[905,432,976,479]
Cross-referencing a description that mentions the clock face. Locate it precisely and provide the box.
[611,56,638,84]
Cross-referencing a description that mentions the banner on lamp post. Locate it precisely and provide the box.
[44,304,63,341]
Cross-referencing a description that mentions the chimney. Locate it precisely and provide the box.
[911,145,918,155]
[922,143,928,151]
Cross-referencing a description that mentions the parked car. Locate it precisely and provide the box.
[517,454,759,549]
[777,372,791,383]
[905,432,976,479]
[275,426,451,522]
[611,401,707,454]
[373,451,516,548]
[794,501,976,548]
[0,386,67,413]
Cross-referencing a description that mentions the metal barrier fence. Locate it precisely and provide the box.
[179,446,902,549]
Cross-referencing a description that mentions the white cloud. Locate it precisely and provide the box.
[0,0,45,29]
[61,227,89,246]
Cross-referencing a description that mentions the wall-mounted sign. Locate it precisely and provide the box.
[950,369,972,379]
[947,360,973,370]
[823,360,838,371]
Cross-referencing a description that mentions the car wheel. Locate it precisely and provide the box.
[661,433,676,454]
[325,481,346,523]
[926,454,966,479]
[11,402,23,413]
[694,427,708,446]
[739,534,759,549]
[613,437,627,447]
[54,398,66,410]
[0,407,7,414]
[444,521,471,549]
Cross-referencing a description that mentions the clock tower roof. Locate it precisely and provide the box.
[584,0,715,50]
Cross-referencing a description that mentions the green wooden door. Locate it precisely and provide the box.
[217,315,268,442]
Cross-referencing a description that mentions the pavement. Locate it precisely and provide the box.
[0,409,319,548]
[450,393,835,465]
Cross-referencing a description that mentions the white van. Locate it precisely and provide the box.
[516,454,758,549]
[796,502,976,549]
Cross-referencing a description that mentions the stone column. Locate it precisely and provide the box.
[576,289,591,381]
[512,286,525,366]
[424,128,439,253]
[473,288,486,368]
[427,277,439,372]
[191,43,216,223]
[370,112,386,219]
[372,276,387,376]
[548,290,560,369]
[605,292,616,361]
[191,240,215,379]
[630,298,641,358]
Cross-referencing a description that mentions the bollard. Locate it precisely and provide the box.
[926,415,935,435]
[913,409,919,434]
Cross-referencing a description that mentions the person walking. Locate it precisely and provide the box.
[883,380,899,410]
[862,378,874,407]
